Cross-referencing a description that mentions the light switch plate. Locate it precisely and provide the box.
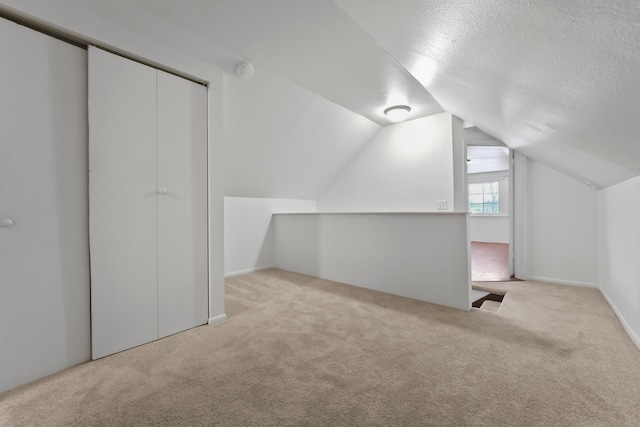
[437,200,447,210]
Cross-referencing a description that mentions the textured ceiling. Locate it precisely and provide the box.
[37,0,640,189]
[335,0,640,188]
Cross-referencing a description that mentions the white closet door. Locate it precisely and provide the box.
[0,17,90,393]
[89,47,158,359]
[157,71,208,338]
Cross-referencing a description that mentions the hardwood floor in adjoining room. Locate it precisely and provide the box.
[471,241,511,281]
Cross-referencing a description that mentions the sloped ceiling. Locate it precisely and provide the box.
[118,0,640,188]
[130,0,443,125]
[334,0,640,188]
[467,146,510,175]
[13,0,639,190]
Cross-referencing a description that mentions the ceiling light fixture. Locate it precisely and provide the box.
[384,105,411,122]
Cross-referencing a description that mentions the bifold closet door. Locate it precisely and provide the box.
[156,71,208,338]
[89,47,159,359]
[89,48,208,359]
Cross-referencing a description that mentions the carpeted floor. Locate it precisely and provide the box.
[1,269,640,426]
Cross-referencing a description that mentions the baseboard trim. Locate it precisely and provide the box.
[224,265,274,278]
[527,276,599,289]
[600,288,640,351]
[208,314,227,325]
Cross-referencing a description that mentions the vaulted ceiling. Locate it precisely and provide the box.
[33,0,640,190]
[334,0,640,188]
[124,0,640,189]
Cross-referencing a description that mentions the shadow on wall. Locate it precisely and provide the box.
[223,197,317,276]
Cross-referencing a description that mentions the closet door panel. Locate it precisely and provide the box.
[0,17,90,393]
[89,47,159,359]
[157,71,208,338]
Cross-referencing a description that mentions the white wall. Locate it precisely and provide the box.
[317,112,456,212]
[468,171,509,243]
[452,116,466,212]
[470,217,509,244]
[0,1,227,322]
[526,159,598,287]
[224,197,316,276]
[224,67,379,199]
[598,175,640,349]
[274,213,471,310]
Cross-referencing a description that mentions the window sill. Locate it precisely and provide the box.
[470,214,509,218]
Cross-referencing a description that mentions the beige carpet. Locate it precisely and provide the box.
[1,269,640,426]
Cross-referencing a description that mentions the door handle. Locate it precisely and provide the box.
[0,217,14,227]
[158,188,167,195]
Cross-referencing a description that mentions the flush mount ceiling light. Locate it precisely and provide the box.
[384,105,411,122]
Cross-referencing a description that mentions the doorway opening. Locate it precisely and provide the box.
[471,241,510,281]
[466,145,513,282]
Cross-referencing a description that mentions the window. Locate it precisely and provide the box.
[469,182,499,214]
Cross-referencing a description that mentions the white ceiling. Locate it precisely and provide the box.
[63,0,640,189]
[335,0,640,188]
[129,0,443,125]
[467,146,510,175]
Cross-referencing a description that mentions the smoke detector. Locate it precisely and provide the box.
[235,61,254,79]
